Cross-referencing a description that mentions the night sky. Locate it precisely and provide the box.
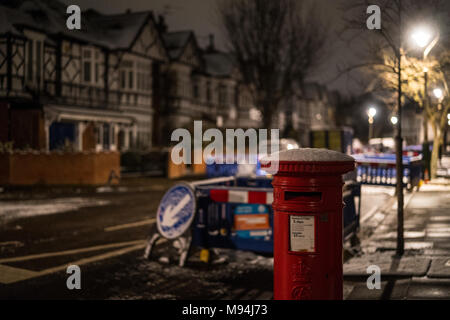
[62,0,363,96]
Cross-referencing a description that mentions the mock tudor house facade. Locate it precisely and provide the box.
[0,1,336,153]
[158,31,260,145]
[0,1,168,152]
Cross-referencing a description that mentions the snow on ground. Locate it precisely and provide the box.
[0,197,110,224]
[420,183,450,192]
[361,185,396,196]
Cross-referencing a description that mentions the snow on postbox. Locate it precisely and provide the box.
[261,148,355,300]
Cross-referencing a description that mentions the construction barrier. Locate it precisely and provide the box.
[145,174,361,266]
[353,154,422,191]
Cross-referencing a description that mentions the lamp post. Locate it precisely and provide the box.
[367,107,377,141]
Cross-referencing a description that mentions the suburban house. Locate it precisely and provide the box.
[0,0,168,152]
[158,30,260,146]
[278,82,338,147]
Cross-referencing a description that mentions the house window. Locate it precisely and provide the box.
[120,60,134,91]
[128,71,134,89]
[95,63,99,83]
[27,41,33,82]
[206,82,211,102]
[103,124,110,150]
[193,80,199,100]
[83,49,92,83]
[136,61,151,92]
[26,39,43,85]
[120,70,126,89]
[219,85,227,106]
[83,48,103,85]
[95,51,100,83]
[95,126,102,145]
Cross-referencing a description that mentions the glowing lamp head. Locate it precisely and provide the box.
[391,116,398,125]
[368,107,377,118]
[433,88,443,99]
[411,27,432,48]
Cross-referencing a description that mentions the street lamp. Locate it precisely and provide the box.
[391,116,398,125]
[411,26,440,59]
[433,88,443,100]
[411,26,439,228]
[367,107,377,140]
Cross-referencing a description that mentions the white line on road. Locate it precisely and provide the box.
[104,218,156,232]
[0,240,145,264]
[0,238,169,284]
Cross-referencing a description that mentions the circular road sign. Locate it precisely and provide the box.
[156,183,196,239]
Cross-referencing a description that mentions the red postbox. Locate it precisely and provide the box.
[262,148,355,300]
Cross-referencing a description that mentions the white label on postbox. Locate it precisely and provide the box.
[290,215,315,252]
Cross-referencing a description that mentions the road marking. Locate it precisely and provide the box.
[0,264,39,284]
[0,238,170,285]
[0,240,144,264]
[104,218,156,232]
[34,242,147,279]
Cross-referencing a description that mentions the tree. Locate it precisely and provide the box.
[217,0,328,128]
[386,54,450,179]
[341,0,448,256]
[342,0,449,180]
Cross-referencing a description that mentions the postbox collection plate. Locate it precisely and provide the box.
[289,215,315,253]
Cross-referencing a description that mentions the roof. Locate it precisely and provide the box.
[203,51,235,77]
[0,0,155,50]
[162,31,193,59]
[302,83,321,100]
[88,11,152,49]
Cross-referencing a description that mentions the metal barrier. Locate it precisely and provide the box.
[353,154,422,191]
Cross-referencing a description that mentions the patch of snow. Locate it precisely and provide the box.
[420,183,450,192]
[0,197,110,224]
[263,148,354,162]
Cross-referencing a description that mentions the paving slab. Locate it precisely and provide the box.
[346,279,410,300]
[344,252,431,277]
[423,249,450,256]
[427,257,450,278]
[406,278,450,299]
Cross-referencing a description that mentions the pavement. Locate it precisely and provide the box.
[343,181,450,300]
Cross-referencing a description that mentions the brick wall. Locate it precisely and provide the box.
[0,151,120,186]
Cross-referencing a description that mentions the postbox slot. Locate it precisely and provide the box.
[284,191,321,202]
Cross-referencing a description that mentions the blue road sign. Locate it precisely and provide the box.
[157,183,196,239]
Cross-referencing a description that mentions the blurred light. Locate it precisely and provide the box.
[391,116,398,125]
[447,113,450,120]
[287,144,295,150]
[411,27,432,48]
[368,107,377,118]
[423,67,429,72]
[433,88,443,99]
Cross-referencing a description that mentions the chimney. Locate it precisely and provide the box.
[157,15,168,33]
[208,34,215,52]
